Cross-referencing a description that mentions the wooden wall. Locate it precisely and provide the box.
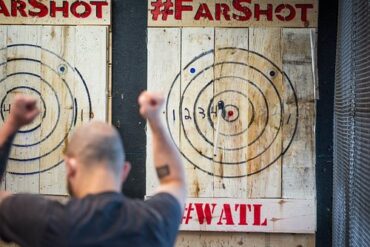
[0,1,111,245]
[147,26,316,246]
[118,0,336,245]
[0,26,109,196]
[0,0,324,246]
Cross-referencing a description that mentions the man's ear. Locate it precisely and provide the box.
[121,161,132,184]
[65,156,78,178]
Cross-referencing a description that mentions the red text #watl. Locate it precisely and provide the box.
[151,0,314,23]
[182,203,268,226]
[0,0,109,19]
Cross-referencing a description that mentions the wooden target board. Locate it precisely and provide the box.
[0,0,110,196]
[147,0,317,237]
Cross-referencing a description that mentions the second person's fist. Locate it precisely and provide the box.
[8,95,40,129]
[138,91,165,121]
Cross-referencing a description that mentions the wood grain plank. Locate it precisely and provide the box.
[282,28,316,199]
[213,28,249,198]
[38,26,109,195]
[107,28,113,123]
[38,26,75,196]
[176,232,315,247]
[180,28,215,197]
[247,28,282,198]
[5,26,42,193]
[0,26,6,191]
[75,26,108,122]
[146,28,181,195]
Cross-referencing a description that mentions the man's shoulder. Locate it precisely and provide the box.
[0,193,67,247]
[66,192,181,225]
[144,192,182,210]
[0,193,67,228]
[142,193,183,229]
[1,193,63,211]
[67,192,178,210]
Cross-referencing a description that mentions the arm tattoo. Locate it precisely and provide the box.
[156,164,170,179]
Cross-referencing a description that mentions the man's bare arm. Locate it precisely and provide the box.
[0,95,39,203]
[0,121,17,180]
[138,92,187,209]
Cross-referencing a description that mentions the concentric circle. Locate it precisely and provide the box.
[166,48,299,178]
[1,73,62,148]
[0,44,93,175]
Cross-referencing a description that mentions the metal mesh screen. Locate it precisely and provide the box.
[333,0,370,246]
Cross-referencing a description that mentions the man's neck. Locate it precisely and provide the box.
[75,169,121,198]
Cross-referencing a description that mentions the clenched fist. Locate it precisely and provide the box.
[138,91,165,122]
[7,95,40,130]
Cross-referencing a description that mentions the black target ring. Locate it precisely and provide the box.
[206,90,249,136]
[189,70,281,155]
[0,72,62,148]
[223,104,244,123]
[0,64,73,154]
[166,48,299,178]
[205,87,263,137]
[0,44,93,175]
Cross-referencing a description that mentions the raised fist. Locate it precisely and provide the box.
[138,91,165,121]
[8,95,40,130]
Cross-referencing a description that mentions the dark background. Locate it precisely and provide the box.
[112,0,148,199]
[316,1,337,246]
[111,0,338,246]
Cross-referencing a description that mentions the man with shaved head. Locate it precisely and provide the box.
[65,122,129,198]
[0,92,186,247]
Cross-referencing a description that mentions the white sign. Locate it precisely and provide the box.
[180,198,316,233]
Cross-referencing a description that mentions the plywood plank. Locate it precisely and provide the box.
[176,232,315,247]
[38,26,75,195]
[146,28,181,195]
[0,26,6,191]
[148,0,318,28]
[282,28,316,199]
[213,28,249,198]
[75,26,108,121]
[180,28,215,197]
[0,0,111,26]
[38,26,109,195]
[247,28,282,198]
[107,28,113,123]
[4,26,42,193]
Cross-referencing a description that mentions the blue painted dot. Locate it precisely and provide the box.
[190,68,196,74]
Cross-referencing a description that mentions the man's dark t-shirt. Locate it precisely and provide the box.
[0,131,182,246]
[0,192,182,247]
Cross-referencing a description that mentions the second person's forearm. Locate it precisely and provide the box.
[149,118,185,185]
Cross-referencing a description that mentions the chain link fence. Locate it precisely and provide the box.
[333,0,370,246]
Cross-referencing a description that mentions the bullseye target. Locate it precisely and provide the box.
[166,48,298,178]
[0,44,93,175]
